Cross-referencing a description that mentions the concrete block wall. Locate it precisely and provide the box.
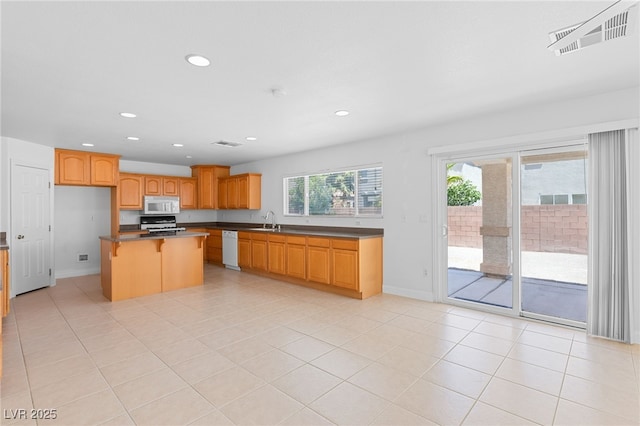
[448,205,587,254]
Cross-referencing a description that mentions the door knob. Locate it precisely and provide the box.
[17,235,25,239]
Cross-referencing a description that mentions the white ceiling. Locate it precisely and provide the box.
[1,1,638,166]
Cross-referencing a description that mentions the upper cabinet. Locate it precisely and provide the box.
[191,165,230,209]
[143,175,180,196]
[218,173,261,210]
[119,173,144,210]
[179,178,197,209]
[55,149,119,186]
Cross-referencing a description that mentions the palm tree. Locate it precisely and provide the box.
[447,163,463,186]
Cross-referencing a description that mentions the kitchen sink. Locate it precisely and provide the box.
[249,227,283,232]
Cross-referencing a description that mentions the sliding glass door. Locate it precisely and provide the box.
[520,148,588,325]
[441,144,588,326]
[446,155,516,312]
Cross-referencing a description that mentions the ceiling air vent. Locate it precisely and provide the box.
[213,140,242,148]
[548,1,637,56]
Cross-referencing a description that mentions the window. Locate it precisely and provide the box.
[284,166,382,217]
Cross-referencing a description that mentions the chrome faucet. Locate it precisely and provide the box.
[263,210,276,229]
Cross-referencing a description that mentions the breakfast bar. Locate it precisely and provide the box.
[99,231,208,301]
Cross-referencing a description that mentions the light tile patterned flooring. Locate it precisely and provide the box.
[1,264,639,425]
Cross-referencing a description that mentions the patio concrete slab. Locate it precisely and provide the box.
[447,268,586,323]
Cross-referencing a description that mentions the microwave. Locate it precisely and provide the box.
[144,196,180,215]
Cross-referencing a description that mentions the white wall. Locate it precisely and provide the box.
[0,137,56,294]
[223,87,640,302]
[54,186,111,278]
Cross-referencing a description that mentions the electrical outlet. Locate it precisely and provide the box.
[423,268,428,277]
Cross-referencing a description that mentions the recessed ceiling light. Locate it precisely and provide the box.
[172,143,184,147]
[246,136,257,141]
[335,110,350,117]
[82,143,94,147]
[185,54,210,67]
[119,112,136,118]
[126,136,140,141]
[185,155,193,159]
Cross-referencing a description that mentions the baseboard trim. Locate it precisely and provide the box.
[55,268,100,279]
[383,285,434,302]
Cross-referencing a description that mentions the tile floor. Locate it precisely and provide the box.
[1,264,639,425]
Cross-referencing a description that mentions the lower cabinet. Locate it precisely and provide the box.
[251,234,268,271]
[286,236,306,280]
[239,231,382,299]
[331,239,359,290]
[268,234,286,275]
[206,229,222,264]
[238,233,251,268]
[307,238,331,285]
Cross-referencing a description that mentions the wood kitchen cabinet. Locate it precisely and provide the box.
[286,236,306,280]
[55,149,119,186]
[1,250,9,318]
[144,175,180,197]
[218,173,262,210]
[250,233,268,271]
[179,178,197,209]
[267,234,286,275]
[238,230,382,299]
[307,237,331,285]
[144,176,162,195]
[191,165,230,209]
[118,173,144,209]
[238,232,251,268]
[331,239,359,290]
[206,229,222,264]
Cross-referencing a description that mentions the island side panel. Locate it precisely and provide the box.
[161,236,204,292]
[104,239,163,301]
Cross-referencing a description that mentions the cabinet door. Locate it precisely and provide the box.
[57,150,89,185]
[218,179,228,209]
[163,177,179,196]
[90,155,118,186]
[286,242,306,280]
[179,178,197,209]
[119,174,143,209]
[206,229,223,263]
[227,178,238,209]
[251,239,268,271]
[307,245,331,284]
[195,167,214,209]
[238,238,251,268]
[268,236,286,275]
[144,176,162,195]
[332,249,359,290]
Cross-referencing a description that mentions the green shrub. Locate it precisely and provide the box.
[447,180,481,206]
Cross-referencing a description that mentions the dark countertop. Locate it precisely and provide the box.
[100,231,209,243]
[0,232,8,250]
[120,222,384,240]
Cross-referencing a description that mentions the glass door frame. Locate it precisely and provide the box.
[435,151,522,318]
[433,140,588,326]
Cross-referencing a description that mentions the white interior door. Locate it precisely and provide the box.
[11,164,51,295]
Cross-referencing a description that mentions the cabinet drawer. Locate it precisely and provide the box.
[238,231,252,240]
[268,234,286,243]
[307,237,330,248]
[332,239,358,250]
[251,233,267,241]
[207,229,222,237]
[287,235,306,246]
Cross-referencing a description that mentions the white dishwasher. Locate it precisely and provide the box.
[222,230,240,271]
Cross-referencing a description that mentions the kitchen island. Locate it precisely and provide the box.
[99,231,208,301]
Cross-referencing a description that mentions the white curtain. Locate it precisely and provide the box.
[588,129,632,342]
